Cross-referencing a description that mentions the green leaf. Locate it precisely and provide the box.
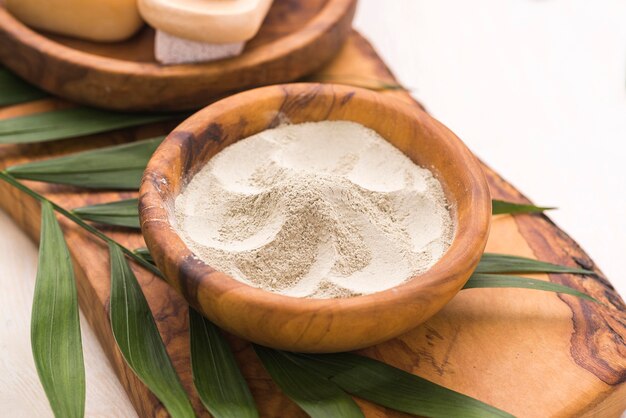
[7,137,163,189]
[190,309,258,418]
[134,247,155,265]
[108,243,195,418]
[477,253,594,275]
[254,346,364,418]
[464,273,597,302]
[492,199,554,215]
[0,107,180,144]
[73,198,139,228]
[0,67,48,106]
[291,352,512,418]
[31,201,85,418]
[304,74,407,91]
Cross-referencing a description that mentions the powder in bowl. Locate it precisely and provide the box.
[174,121,455,299]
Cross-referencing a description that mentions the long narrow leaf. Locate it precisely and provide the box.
[0,67,47,106]
[464,273,597,302]
[108,243,195,418]
[190,309,258,418]
[0,107,179,144]
[31,201,85,418]
[305,74,407,91]
[492,199,554,215]
[254,346,364,418]
[134,247,155,265]
[7,137,163,189]
[291,352,512,418]
[477,253,593,275]
[74,199,139,228]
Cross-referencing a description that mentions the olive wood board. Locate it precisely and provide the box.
[0,0,356,112]
[0,32,625,418]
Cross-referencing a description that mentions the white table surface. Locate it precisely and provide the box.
[1,1,624,416]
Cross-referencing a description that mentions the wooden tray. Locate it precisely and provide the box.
[0,0,356,112]
[0,31,625,418]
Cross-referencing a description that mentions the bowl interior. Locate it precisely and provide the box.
[172,90,473,208]
[140,83,491,351]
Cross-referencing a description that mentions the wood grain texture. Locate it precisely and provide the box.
[139,83,492,353]
[0,32,625,417]
[0,0,356,111]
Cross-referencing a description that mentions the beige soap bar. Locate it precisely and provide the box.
[138,0,274,44]
[5,0,144,42]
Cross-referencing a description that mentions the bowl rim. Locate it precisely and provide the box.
[139,83,491,341]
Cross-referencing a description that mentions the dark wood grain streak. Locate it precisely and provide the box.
[519,214,626,385]
[0,32,624,417]
[483,166,626,387]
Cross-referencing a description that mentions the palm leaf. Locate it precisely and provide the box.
[134,247,155,265]
[305,74,407,91]
[464,273,597,302]
[190,309,258,418]
[492,199,554,215]
[477,253,593,275]
[254,346,364,418]
[73,198,140,229]
[0,67,48,106]
[291,352,513,418]
[0,107,180,144]
[108,243,195,418]
[31,201,85,418]
[7,137,163,189]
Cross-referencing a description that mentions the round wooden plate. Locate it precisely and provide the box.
[0,0,357,111]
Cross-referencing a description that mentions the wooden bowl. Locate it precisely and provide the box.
[139,83,491,352]
[0,0,356,111]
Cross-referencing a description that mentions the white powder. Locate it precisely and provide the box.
[174,121,455,298]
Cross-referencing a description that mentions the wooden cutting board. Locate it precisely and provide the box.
[0,31,625,418]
